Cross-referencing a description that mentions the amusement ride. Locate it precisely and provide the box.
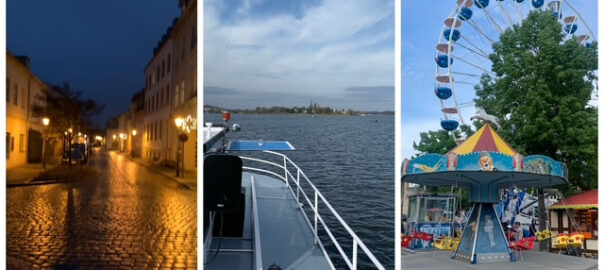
[402,0,597,267]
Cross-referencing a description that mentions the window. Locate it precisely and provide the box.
[21,88,26,108]
[165,86,170,105]
[10,136,14,152]
[155,93,161,110]
[6,133,10,158]
[174,85,179,106]
[160,88,164,107]
[180,81,185,104]
[19,134,25,152]
[6,79,9,102]
[146,124,149,141]
[13,83,18,105]
[182,38,186,60]
[159,120,162,139]
[167,55,171,73]
[154,122,158,141]
[161,60,165,78]
[156,66,159,82]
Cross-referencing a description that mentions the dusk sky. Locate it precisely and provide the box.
[204,0,395,111]
[402,0,598,158]
[7,0,181,127]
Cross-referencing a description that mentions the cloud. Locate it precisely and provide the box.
[204,0,394,110]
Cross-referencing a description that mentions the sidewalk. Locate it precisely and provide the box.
[6,160,58,186]
[115,151,197,190]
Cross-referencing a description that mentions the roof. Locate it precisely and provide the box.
[449,124,518,156]
[550,189,598,209]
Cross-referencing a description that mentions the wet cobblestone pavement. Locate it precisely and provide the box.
[7,150,197,269]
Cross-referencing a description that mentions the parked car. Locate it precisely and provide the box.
[72,143,88,163]
[62,148,85,165]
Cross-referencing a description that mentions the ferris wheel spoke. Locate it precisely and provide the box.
[452,71,482,78]
[466,19,496,44]
[496,0,515,29]
[457,38,490,59]
[452,55,494,76]
[512,1,524,26]
[454,80,478,86]
[458,102,475,109]
[479,6,504,34]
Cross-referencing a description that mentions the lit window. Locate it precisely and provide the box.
[19,134,24,152]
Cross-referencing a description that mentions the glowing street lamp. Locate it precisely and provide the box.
[174,115,197,178]
[131,129,137,157]
[113,134,117,140]
[175,117,184,129]
[41,117,50,168]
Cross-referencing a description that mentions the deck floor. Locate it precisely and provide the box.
[205,172,331,270]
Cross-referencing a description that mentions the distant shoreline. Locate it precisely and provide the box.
[204,105,394,116]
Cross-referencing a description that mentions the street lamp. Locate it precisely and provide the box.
[131,129,137,157]
[41,117,50,168]
[119,133,128,152]
[174,115,197,178]
[174,117,184,177]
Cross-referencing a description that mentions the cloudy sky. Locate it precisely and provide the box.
[402,0,598,158]
[7,1,180,127]
[204,0,394,111]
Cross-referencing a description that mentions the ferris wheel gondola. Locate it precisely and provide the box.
[434,0,597,142]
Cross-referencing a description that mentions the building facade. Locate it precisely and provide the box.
[6,51,48,169]
[143,32,174,164]
[169,0,197,171]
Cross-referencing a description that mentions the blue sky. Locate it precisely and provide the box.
[204,0,394,111]
[402,0,598,158]
[7,1,180,127]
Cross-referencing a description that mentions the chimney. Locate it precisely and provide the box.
[16,56,30,69]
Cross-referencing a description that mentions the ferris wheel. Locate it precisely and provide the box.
[435,0,596,142]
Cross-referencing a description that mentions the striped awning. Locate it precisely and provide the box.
[449,124,518,156]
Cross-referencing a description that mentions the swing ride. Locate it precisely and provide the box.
[402,123,569,264]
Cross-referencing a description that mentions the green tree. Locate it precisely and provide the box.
[474,10,598,192]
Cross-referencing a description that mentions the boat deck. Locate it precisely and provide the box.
[205,172,331,270]
[402,250,597,270]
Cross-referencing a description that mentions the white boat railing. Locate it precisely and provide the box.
[239,150,386,270]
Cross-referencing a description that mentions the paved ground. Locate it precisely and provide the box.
[6,161,59,186]
[402,250,597,270]
[124,154,197,190]
[6,149,197,269]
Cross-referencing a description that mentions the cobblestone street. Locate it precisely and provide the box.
[7,149,197,269]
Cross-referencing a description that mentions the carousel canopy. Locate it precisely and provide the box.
[449,123,517,156]
[402,123,568,203]
[550,189,598,210]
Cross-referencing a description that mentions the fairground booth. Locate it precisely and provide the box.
[549,189,598,258]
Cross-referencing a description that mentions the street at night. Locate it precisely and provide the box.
[6,149,197,269]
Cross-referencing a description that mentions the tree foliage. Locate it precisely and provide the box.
[474,10,598,192]
[413,124,475,156]
[32,82,105,136]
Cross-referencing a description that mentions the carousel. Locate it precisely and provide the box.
[402,123,597,269]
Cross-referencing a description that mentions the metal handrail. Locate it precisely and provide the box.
[239,150,385,270]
